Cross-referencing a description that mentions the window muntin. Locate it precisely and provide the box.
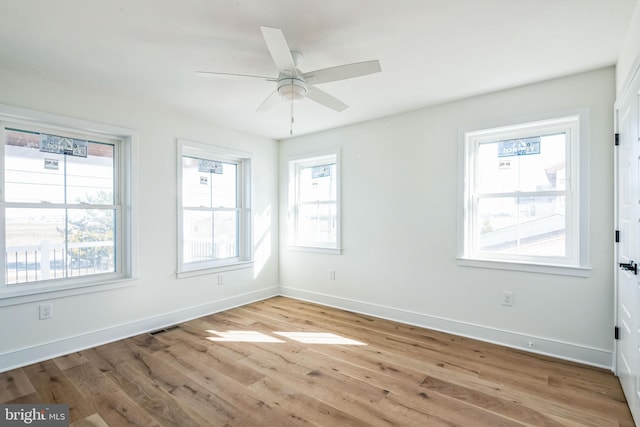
[178,141,251,274]
[3,125,120,286]
[289,153,340,251]
[462,117,581,268]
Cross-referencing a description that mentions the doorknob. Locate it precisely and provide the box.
[620,261,638,275]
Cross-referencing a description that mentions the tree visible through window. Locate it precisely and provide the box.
[3,126,119,285]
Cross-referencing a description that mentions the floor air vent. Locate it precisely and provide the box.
[148,325,180,336]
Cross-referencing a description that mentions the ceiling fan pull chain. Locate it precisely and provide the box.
[290,99,295,135]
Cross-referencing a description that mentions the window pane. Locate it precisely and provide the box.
[5,129,66,203]
[66,142,114,204]
[182,210,239,263]
[183,210,213,263]
[477,133,566,193]
[182,157,237,208]
[212,163,237,208]
[213,211,238,259]
[67,208,115,275]
[5,208,115,284]
[5,130,116,205]
[477,196,565,256]
[299,163,336,202]
[182,157,211,208]
[298,203,337,244]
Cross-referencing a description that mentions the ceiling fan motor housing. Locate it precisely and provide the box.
[277,77,307,102]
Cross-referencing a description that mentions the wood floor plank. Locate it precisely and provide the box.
[63,361,163,426]
[71,413,110,427]
[5,392,42,405]
[4,296,634,426]
[238,297,633,423]
[0,368,36,403]
[136,336,311,426]
[22,360,95,422]
[53,352,90,371]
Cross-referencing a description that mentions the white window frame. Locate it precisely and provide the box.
[287,151,341,254]
[0,104,137,306]
[458,115,590,277]
[177,139,252,278]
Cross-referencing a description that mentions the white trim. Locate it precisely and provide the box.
[176,139,253,276]
[176,261,254,279]
[287,149,341,251]
[459,113,589,274]
[279,286,613,370]
[618,52,640,103]
[0,286,614,373]
[0,277,137,307]
[285,245,342,255]
[0,286,279,373]
[456,257,591,277]
[0,104,139,301]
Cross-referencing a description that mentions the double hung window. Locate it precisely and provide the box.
[288,152,340,253]
[178,140,251,275]
[460,116,587,275]
[1,121,129,294]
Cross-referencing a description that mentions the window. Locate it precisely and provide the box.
[177,140,251,276]
[460,116,588,276]
[1,117,134,301]
[288,152,341,253]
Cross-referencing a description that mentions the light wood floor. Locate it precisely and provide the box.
[0,296,634,426]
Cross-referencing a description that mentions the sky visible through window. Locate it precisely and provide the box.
[475,133,566,256]
[4,128,116,284]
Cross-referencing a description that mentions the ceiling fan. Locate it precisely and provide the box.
[197,26,382,134]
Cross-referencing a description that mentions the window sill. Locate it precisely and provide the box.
[286,245,342,255]
[456,257,591,277]
[0,275,137,307]
[176,261,254,279]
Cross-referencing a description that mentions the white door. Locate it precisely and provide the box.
[616,75,640,424]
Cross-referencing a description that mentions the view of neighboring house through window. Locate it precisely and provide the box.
[461,116,585,272]
[177,140,251,275]
[288,152,340,253]
[2,124,120,286]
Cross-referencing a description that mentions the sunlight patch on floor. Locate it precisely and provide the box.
[204,329,366,345]
[206,330,285,343]
[274,332,366,345]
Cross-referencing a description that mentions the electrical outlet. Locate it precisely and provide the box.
[329,270,336,280]
[502,291,514,307]
[218,274,224,285]
[39,303,52,320]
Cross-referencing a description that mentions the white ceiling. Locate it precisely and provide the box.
[0,0,636,140]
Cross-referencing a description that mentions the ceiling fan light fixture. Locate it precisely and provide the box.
[277,78,307,103]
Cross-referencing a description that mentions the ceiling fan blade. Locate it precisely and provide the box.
[256,90,280,112]
[260,26,296,73]
[307,87,348,112]
[196,71,276,81]
[303,60,381,84]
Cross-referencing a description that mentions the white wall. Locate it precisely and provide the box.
[617,0,640,94]
[0,68,280,371]
[279,67,616,367]
[0,64,618,371]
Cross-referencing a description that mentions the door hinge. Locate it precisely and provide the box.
[615,230,620,243]
[620,260,638,275]
[615,326,620,340]
[615,133,620,146]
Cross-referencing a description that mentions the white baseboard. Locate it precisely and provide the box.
[0,287,279,373]
[2,285,613,373]
[279,286,613,370]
